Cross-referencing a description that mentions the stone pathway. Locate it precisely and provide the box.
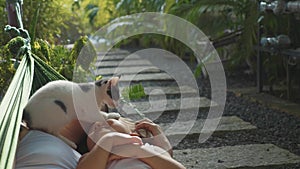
[95,49,300,169]
[174,144,300,169]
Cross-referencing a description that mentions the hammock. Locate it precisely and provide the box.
[0,1,65,168]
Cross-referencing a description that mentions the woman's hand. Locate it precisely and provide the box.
[135,118,173,156]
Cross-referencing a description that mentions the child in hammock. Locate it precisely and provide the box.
[76,114,186,169]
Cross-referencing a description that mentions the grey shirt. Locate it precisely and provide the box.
[15,130,81,169]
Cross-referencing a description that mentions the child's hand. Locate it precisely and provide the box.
[135,118,173,156]
[110,132,143,146]
[135,118,162,136]
[97,132,143,152]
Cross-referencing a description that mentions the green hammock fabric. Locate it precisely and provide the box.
[0,52,34,169]
[1,0,67,167]
[0,49,65,169]
[0,51,66,168]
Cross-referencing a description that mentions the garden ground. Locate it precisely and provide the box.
[97,48,300,168]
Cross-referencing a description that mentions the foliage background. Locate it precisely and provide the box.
[1,0,300,99]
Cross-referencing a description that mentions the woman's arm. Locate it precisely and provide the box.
[76,145,110,169]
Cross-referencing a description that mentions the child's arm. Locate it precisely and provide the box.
[76,132,143,169]
[111,143,186,169]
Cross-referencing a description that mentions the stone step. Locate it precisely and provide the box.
[97,50,134,61]
[96,59,152,68]
[96,66,161,76]
[119,86,199,99]
[117,73,174,82]
[120,85,198,98]
[160,116,257,139]
[120,97,216,116]
[173,144,300,169]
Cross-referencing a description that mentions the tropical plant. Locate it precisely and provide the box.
[23,0,83,44]
[31,35,96,81]
[0,0,83,46]
[259,11,300,89]
[70,0,116,32]
[91,0,259,76]
[0,0,10,45]
[122,83,146,101]
[169,0,259,69]
[0,44,16,99]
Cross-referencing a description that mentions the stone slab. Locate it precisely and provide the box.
[96,66,161,76]
[173,144,300,169]
[159,116,256,138]
[120,85,198,97]
[97,50,134,61]
[144,86,198,96]
[121,97,217,115]
[95,59,152,68]
[118,73,174,82]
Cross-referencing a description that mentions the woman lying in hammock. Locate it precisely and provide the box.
[16,119,84,169]
[77,117,186,169]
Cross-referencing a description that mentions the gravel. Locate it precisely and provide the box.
[189,73,299,168]
[116,50,300,168]
[145,62,300,168]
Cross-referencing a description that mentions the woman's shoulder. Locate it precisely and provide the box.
[16,130,81,169]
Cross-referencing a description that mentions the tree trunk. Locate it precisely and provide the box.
[6,0,23,28]
[6,2,18,27]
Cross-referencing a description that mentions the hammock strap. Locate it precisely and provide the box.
[6,0,23,29]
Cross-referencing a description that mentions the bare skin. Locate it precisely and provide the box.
[58,119,87,146]
[135,118,173,156]
[77,118,186,169]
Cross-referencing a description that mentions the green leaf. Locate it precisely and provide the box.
[194,62,204,78]
[121,83,146,101]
